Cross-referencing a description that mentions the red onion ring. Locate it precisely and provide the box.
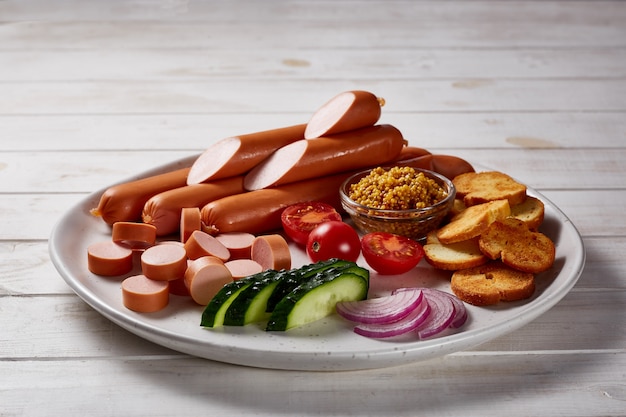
[353,298,431,338]
[336,288,423,324]
[415,290,455,339]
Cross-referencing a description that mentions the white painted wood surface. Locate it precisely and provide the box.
[1,1,625,415]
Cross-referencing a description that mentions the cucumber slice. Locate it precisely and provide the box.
[265,258,351,312]
[223,270,284,326]
[266,267,369,332]
[201,270,276,328]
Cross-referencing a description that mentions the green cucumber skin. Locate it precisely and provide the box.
[223,270,284,326]
[223,260,348,326]
[265,258,350,312]
[266,267,369,332]
[200,270,276,328]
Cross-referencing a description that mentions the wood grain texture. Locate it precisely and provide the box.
[1,0,625,415]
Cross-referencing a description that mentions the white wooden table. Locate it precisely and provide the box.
[2,1,625,416]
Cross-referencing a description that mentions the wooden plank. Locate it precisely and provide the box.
[2,79,626,115]
[3,112,625,151]
[0,350,624,416]
[3,48,626,81]
[0,241,73,296]
[1,1,625,49]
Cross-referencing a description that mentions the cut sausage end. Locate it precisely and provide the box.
[242,139,308,191]
[251,234,291,271]
[122,274,170,313]
[215,232,256,259]
[187,137,241,185]
[304,91,382,139]
[87,240,134,276]
[184,230,231,261]
[224,259,264,280]
[184,259,233,305]
[140,244,188,281]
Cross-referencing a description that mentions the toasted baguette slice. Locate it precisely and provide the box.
[453,171,527,207]
[448,198,467,218]
[509,195,544,230]
[479,217,555,274]
[423,231,487,271]
[436,199,511,244]
[451,261,535,306]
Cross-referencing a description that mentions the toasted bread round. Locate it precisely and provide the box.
[448,198,467,219]
[478,218,555,274]
[423,232,487,271]
[451,261,536,306]
[436,199,511,244]
[453,171,527,207]
[509,195,544,230]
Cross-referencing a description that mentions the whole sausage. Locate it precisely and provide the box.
[202,172,352,235]
[396,154,475,180]
[396,146,432,160]
[91,167,190,225]
[304,90,384,139]
[141,176,246,236]
[186,124,306,185]
[243,124,405,191]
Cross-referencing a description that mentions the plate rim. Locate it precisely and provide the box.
[49,157,586,371]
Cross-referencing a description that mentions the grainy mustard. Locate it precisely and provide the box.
[348,166,447,210]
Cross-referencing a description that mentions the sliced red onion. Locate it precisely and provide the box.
[336,288,424,324]
[394,287,468,329]
[416,290,455,339]
[353,298,431,338]
[442,292,468,328]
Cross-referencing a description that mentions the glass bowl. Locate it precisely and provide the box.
[339,167,456,241]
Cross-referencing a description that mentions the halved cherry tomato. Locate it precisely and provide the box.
[306,221,361,263]
[361,232,424,275]
[281,202,342,246]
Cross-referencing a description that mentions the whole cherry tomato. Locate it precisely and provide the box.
[306,221,361,263]
[281,202,342,246]
[361,232,424,275]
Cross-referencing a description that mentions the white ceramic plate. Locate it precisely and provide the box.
[49,157,585,371]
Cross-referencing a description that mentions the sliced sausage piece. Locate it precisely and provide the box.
[111,222,157,250]
[184,256,233,305]
[121,274,170,313]
[142,176,246,236]
[168,277,191,297]
[215,232,256,260]
[187,124,306,185]
[304,90,384,139]
[140,243,188,281]
[87,240,134,276]
[184,230,230,261]
[243,124,405,191]
[180,207,202,243]
[202,172,351,235]
[90,167,191,225]
[224,259,264,280]
[251,234,291,271]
